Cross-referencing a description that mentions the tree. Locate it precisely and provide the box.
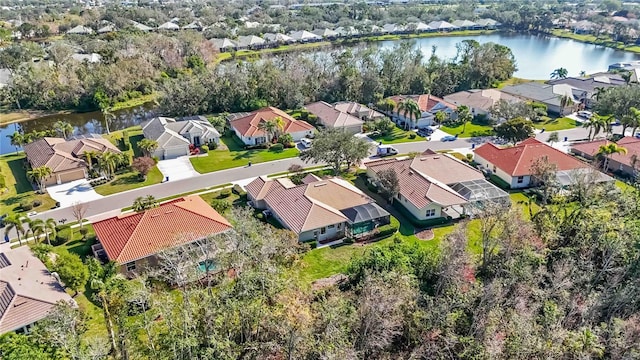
[101,108,116,135]
[456,105,473,133]
[211,199,231,214]
[397,99,421,130]
[258,119,283,143]
[621,106,640,137]
[133,195,158,212]
[131,157,155,180]
[44,218,57,246]
[53,121,74,139]
[97,151,118,178]
[3,214,25,246]
[547,131,559,145]
[584,113,610,141]
[7,132,24,154]
[0,333,58,360]
[137,139,159,157]
[27,166,52,193]
[434,110,447,128]
[82,150,99,171]
[559,94,574,115]
[550,67,568,79]
[26,218,45,243]
[299,128,371,175]
[33,301,91,360]
[596,143,628,171]
[53,251,89,297]
[376,168,400,203]
[489,99,534,123]
[71,201,88,229]
[374,117,395,135]
[494,117,535,144]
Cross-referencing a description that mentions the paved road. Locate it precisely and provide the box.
[32,126,603,225]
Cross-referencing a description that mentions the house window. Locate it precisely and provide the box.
[256,137,266,144]
[492,165,497,173]
[320,227,326,235]
[328,224,335,228]
[126,262,136,272]
[517,176,524,184]
[337,223,341,229]
[426,209,436,217]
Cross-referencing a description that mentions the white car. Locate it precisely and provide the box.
[577,111,593,119]
[300,138,312,148]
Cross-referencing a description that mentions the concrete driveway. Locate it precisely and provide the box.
[156,156,200,181]
[46,179,104,208]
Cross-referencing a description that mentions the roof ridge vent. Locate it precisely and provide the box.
[314,183,327,187]
[164,210,174,214]
[151,214,160,218]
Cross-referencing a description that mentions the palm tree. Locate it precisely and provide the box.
[622,107,640,137]
[584,113,609,141]
[26,218,45,243]
[98,151,118,179]
[7,131,24,154]
[27,166,52,193]
[596,143,627,171]
[547,131,559,145]
[456,105,473,134]
[4,214,25,246]
[83,150,100,171]
[271,116,285,140]
[550,67,568,79]
[132,195,158,212]
[87,258,125,355]
[258,119,278,143]
[54,120,74,139]
[44,218,57,246]
[592,87,608,101]
[398,99,421,130]
[621,71,633,84]
[559,94,574,115]
[579,70,587,77]
[101,108,116,135]
[434,111,447,128]
[137,139,159,157]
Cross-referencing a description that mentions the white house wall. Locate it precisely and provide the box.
[395,194,443,220]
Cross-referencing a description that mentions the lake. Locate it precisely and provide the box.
[2,33,639,155]
[378,33,640,79]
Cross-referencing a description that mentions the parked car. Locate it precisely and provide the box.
[300,138,312,148]
[441,135,457,142]
[416,128,433,137]
[376,144,398,157]
[635,133,640,139]
[577,110,593,119]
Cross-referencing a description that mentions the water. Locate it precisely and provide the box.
[378,33,640,79]
[0,102,157,155]
[2,33,639,155]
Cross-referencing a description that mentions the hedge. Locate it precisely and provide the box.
[375,216,400,238]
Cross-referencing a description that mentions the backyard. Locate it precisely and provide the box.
[533,117,579,131]
[190,134,299,173]
[0,153,57,216]
[369,126,426,144]
[440,121,494,138]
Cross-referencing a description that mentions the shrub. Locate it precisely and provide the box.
[20,201,33,211]
[208,141,218,150]
[256,212,264,220]
[376,217,400,238]
[408,133,416,139]
[211,199,231,214]
[201,145,209,153]
[270,143,284,152]
[0,174,5,188]
[218,188,232,198]
[343,238,355,244]
[466,153,473,162]
[232,184,246,196]
[152,156,159,164]
[32,200,42,208]
[308,240,317,249]
[79,227,89,239]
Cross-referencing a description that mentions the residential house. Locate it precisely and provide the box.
[130,21,154,32]
[335,26,360,37]
[142,116,221,159]
[312,28,338,39]
[66,25,94,35]
[210,38,237,51]
[158,21,180,31]
[0,246,75,334]
[91,195,232,275]
[474,138,612,188]
[263,32,294,44]
[71,53,102,63]
[288,30,321,42]
[97,23,117,34]
[304,101,364,134]
[452,19,480,30]
[236,35,266,49]
[229,107,315,146]
[384,94,457,128]
[428,20,458,31]
[547,72,626,109]
[408,22,433,32]
[500,82,580,115]
[0,68,12,88]
[570,137,640,178]
[23,137,121,185]
[246,176,390,242]
[476,18,501,29]
[444,89,521,121]
[333,101,385,121]
[570,20,595,34]
[367,150,509,221]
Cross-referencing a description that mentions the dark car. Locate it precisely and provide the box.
[417,128,433,137]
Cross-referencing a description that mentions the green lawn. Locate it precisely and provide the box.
[190,135,299,174]
[551,30,640,54]
[369,127,426,144]
[534,117,579,131]
[0,153,57,216]
[440,122,494,138]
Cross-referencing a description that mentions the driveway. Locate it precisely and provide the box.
[156,156,200,181]
[46,179,104,208]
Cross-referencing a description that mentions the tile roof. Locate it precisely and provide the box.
[475,138,588,176]
[571,137,640,167]
[23,137,120,173]
[142,117,220,150]
[409,153,486,184]
[367,157,469,209]
[444,89,521,112]
[387,94,457,114]
[230,107,315,138]
[333,101,384,119]
[0,247,74,334]
[304,101,364,129]
[93,195,232,264]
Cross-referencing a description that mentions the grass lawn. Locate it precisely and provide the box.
[616,180,636,191]
[190,135,299,174]
[369,127,426,144]
[495,77,546,89]
[0,153,57,216]
[94,126,164,195]
[533,117,579,131]
[440,122,494,138]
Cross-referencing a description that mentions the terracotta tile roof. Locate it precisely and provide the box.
[0,247,73,334]
[571,137,640,167]
[93,195,232,264]
[387,94,457,113]
[23,137,120,173]
[230,107,315,138]
[304,101,364,128]
[255,177,374,233]
[367,158,468,209]
[474,138,588,176]
[444,89,521,112]
[570,139,609,157]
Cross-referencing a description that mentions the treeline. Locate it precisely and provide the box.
[158,40,516,116]
[2,179,640,359]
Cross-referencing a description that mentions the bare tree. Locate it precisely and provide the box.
[71,201,89,229]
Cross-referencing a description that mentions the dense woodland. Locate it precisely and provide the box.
[1,178,640,359]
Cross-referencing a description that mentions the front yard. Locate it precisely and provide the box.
[533,117,579,131]
[369,127,426,144]
[440,121,494,138]
[0,153,57,216]
[190,135,299,174]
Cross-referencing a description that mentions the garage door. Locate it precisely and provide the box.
[58,169,86,184]
[163,146,189,160]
